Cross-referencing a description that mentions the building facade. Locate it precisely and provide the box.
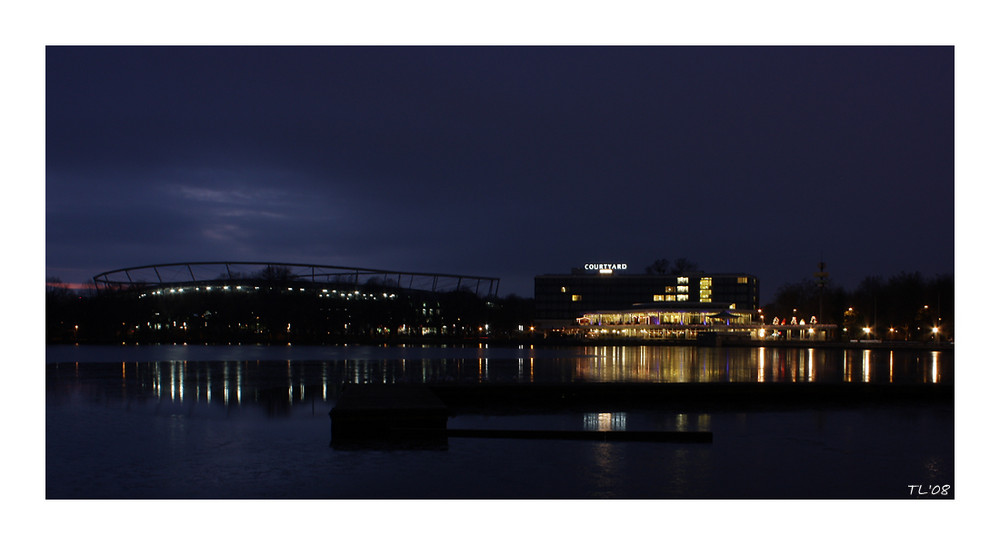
[535,267,759,326]
[85,261,500,343]
[532,266,828,341]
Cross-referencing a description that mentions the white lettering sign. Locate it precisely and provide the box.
[584,263,628,272]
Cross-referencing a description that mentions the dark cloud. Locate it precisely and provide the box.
[46,46,954,299]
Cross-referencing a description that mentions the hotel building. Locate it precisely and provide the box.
[535,265,832,341]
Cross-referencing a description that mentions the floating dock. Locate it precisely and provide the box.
[329,384,451,449]
[329,383,716,449]
[444,428,712,443]
[330,384,449,432]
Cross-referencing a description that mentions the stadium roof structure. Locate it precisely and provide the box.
[93,261,500,299]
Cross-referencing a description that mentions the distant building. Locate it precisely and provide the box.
[88,261,500,343]
[534,265,829,341]
[536,265,758,325]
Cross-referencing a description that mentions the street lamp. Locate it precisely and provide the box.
[932,326,940,343]
[863,326,871,340]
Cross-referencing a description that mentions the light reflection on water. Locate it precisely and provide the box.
[46,344,954,499]
[46,345,952,416]
[583,412,627,432]
[575,345,949,384]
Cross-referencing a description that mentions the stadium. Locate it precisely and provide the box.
[87,261,502,343]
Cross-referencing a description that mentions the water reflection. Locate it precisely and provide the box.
[674,413,712,432]
[583,412,627,432]
[46,346,952,414]
[573,346,951,384]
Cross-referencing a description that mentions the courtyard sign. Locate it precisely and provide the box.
[584,263,628,274]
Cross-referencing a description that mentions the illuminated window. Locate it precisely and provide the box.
[677,285,688,293]
[664,286,675,293]
[665,295,677,302]
[677,294,689,301]
[738,276,748,284]
[677,277,689,284]
[572,294,582,301]
[653,294,665,302]
[699,277,712,302]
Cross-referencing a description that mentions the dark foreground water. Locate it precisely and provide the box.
[45,344,954,499]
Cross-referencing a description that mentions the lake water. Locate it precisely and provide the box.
[45,343,953,499]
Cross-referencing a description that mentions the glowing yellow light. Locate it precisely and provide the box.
[598,413,613,431]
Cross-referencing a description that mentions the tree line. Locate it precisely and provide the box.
[641,257,953,341]
[764,271,953,341]
[47,262,953,344]
[46,274,535,345]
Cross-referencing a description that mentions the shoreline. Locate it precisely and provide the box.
[46,337,954,352]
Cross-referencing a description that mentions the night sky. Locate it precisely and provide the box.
[45,46,954,301]
[21,4,994,536]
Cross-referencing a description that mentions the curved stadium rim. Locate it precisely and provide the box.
[92,261,500,298]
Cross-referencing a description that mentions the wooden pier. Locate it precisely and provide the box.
[329,383,714,448]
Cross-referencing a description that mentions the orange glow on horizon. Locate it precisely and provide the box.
[47,281,92,291]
